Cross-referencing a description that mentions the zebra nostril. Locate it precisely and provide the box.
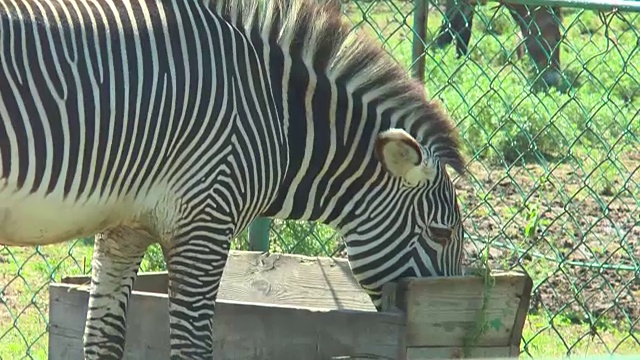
[428,225,453,246]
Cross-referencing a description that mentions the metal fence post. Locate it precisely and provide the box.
[249,217,271,251]
[412,0,429,81]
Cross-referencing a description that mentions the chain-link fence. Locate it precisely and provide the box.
[1,0,639,358]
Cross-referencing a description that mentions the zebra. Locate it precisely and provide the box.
[0,0,467,358]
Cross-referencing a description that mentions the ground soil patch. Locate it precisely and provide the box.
[457,154,639,325]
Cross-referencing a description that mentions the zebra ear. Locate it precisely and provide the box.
[374,128,436,185]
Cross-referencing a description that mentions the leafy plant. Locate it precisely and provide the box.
[525,203,541,240]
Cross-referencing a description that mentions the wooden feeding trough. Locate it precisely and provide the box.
[48,250,533,360]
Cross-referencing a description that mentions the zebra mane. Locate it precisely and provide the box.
[208,0,465,175]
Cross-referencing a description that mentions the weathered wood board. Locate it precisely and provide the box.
[49,251,400,360]
[381,268,533,359]
[59,250,377,312]
[49,286,404,360]
[406,345,519,359]
[48,250,532,360]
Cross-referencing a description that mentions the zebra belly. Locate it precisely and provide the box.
[0,188,126,246]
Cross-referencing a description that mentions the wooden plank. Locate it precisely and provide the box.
[406,346,517,359]
[62,271,169,294]
[60,250,376,312]
[510,274,534,355]
[218,251,376,311]
[48,284,404,360]
[390,271,531,348]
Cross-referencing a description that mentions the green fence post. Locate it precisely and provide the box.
[249,217,271,251]
[412,0,429,82]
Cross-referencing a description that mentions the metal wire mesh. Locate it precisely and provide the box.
[0,0,638,358]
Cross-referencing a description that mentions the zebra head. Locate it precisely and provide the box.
[340,124,465,310]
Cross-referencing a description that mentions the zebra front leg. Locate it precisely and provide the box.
[165,225,231,360]
[82,227,153,359]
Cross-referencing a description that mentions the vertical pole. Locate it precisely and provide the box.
[412,0,429,82]
[249,217,271,252]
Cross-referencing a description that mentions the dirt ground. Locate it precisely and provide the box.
[456,152,639,327]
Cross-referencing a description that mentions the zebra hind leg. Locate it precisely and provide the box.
[82,226,154,359]
[165,224,232,360]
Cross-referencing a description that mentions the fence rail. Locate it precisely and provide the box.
[1,0,639,358]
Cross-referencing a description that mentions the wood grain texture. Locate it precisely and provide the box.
[406,346,518,359]
[388,271,531,348]
[48,285,404,360]
[60,250,376,312]
[218,251,376,311]
[510,274,534,353]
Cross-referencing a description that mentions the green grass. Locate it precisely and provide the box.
[344,3,640,195]
[522,314,640,357]
[0,243,92,360]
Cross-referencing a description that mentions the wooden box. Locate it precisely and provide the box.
[48,250,532,360]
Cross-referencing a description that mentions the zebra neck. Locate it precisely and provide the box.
[262,53,391,228]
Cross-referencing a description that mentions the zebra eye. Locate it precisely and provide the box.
[428,225,452,245]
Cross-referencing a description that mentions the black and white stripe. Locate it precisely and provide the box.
[0,0,466,358]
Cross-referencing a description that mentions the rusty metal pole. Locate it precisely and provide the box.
[412,0,429,82]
